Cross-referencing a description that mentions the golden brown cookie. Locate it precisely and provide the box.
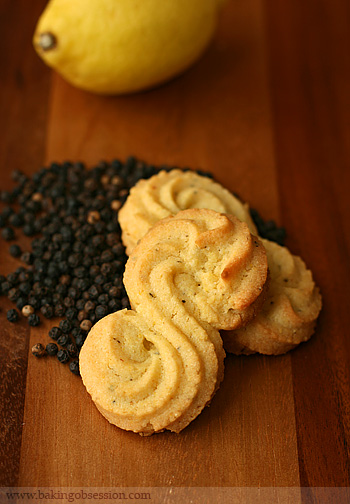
[80,209,269,434]
[118,169,257,255]
[221,239,322,355]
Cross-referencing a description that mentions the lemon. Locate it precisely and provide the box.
[33,0,223,95]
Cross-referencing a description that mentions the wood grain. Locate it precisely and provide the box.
[264,0,350,487]
[17,0,300,488]
[45,0,280,221]
[0,0,50,487]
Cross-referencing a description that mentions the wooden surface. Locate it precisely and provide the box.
[1,0,350,497]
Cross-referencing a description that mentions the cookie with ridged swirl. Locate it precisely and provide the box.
[221,239,322,355]
[80,209,269,434]
[118,169,257,255]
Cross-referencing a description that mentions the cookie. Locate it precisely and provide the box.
[80,209,269,434]
[118,169,257,255]
[221,239,322,355]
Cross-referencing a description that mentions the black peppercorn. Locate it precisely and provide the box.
[89,265,100,277]
[69,360,80,375]
[9,244,22,258]
[7,309,19,322]
[82,291,90,301]
[100,249,114,263]
[73,266,86,279]
[94,274,106,286]
[0,215,7,228]
[1,281,11,294]
[109,286,122,299]
[43,277,55,289]
[77,310,88,322]
[75,298,85,310]
[102,282,113,293]
[63,296,75,308]
[112,260,123,272]
[40,304,54,319]
[92,235,104,249]
[121,297,130,309]
[112,243,125,257]
[46,342,58,356]
[67,253,81,268]
[67,286,80,299]
[57,333,70,347]
[28,313,40,326]
[106,232,119,247]
[100,263,114,276]
[57,349,70,364]
[9,213,24,228]
[76,278,90,291]
[88,284,101,299]
[97,293,109,305]
[20,251,34,265]
[16,297,28,310]
[95,304,108,320]
[58,260,70,274]
[71,277,80,288]
[84,300,95,312]
[33,259,46,274]
[56,284,67,296]
[18,270,32,283]
[59,274,71,285]
[75,333,86,349]
[2,227,15,241]
[23,224,35,237]
[32,343,46,357]
[67,342,78,358]
[19,282,32,295]
[1,206,14,218]
[108,298,121,312]
[8,287,20,302]
[59,318,72,334]
[40,296,52,307]
[11,169,25,182]
[80,319,93,331]
[27,296,41,310]
[49,326,62,340]
[65,307,78,320]
[46,264,59,278]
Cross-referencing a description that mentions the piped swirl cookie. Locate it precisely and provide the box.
[80,209,268,434]
[119,169,322,355]
[118,169,257,255]
[222,239,322,355]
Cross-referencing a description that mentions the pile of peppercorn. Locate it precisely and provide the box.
[0,158,285,376]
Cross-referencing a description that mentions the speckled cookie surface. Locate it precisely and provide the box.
[221,239,322,355]
[118,169,257,255]
[119,169,322,355]
[80,209,268,434]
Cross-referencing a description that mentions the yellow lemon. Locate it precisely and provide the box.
[33,0,224,95]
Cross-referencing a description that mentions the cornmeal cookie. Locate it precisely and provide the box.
[221,239,322,355]
[80,209,269,434]
[118,169,257,255]
[119,169,322,355]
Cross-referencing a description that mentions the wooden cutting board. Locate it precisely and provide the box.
[1,0,350,498]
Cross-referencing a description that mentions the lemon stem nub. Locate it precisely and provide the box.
[39,32,57,51]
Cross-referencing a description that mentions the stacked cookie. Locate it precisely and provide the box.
[118,169,258,254]
[80,169,322,435]
[118,169,322,355]
[80,209,269,434]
